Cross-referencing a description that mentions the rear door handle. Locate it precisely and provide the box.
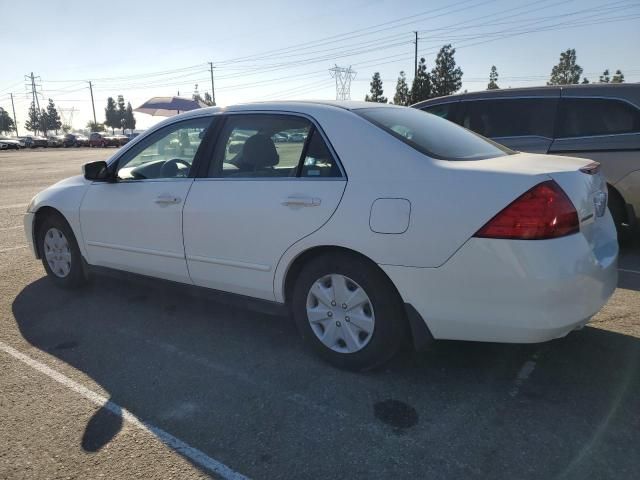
[282,196,321,207]
[155,194,182,205]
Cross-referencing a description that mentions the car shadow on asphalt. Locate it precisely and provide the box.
[11,274,640,479]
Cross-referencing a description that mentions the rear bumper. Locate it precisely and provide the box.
[382,223,618,343]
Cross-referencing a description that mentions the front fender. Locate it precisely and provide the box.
[28,175,91,259]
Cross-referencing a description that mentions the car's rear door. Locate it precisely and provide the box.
[182,112,346,301]
[460,96,559,153]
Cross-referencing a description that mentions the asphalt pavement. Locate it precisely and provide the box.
[1,148,639,479]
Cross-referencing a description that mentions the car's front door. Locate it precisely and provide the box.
[79,116,213,283]
[182,113,347,300]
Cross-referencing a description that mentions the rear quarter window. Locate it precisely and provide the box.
[356,106,512,161]
[557,98,640,138]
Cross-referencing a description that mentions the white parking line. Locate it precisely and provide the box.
[509,351,540,397]
[0,341,250,480]
[0,245,27,253]
[618,268,640,275]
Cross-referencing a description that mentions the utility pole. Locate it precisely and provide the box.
[208,62,216,106]
[10,93,18,136]
[25,72,42,135]
[413,31,419,79]
[88,81,97,126]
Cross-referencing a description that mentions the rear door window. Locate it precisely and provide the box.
[462,98,557,138]
[557,98,640,138]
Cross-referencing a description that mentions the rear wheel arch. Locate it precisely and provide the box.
[283,246,392,304]
[607,183,628,224]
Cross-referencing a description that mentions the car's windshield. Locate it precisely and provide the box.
[355,106,513,160]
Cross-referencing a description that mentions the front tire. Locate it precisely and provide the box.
[292,253,406,371]
[37,214,86,288]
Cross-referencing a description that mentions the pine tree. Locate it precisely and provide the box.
[364,72,387,103]
[25,102,40,134]
[39,109,49,137]
[46,99,62,134]
[87,121,105,132]
[105,97,118,134]
[548,49,583,85]
[431,44,463,97]
[124,102,136,132]
[612,69,625,83]
[410,58,431,103]
[599,69,610,83]
[0,108,15,133]
[117,95,127,133]
[393,71,410,106]
[487,65,499,90]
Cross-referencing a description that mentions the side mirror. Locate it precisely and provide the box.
[83,160,111,181]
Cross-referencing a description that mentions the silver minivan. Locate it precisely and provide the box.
[413,84,640,239]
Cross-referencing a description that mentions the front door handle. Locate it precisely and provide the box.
[282,196,321,207]
[155,194,182,205]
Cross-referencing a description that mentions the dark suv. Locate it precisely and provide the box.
[414,84,640,237]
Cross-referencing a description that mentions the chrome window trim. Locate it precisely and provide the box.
[491,135,554,141]
[552,131,640,141]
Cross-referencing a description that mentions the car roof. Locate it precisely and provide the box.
[174,100,399,119]
[412,82,640,108]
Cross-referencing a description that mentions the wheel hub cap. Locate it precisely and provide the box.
[306,274,375,354]
[43,227,71,278]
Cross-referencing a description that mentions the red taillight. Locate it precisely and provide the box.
[474,180,579,240]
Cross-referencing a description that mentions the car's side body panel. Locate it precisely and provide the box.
[183,179,346,301]
[79,179,194,284]
[25,175,91,259]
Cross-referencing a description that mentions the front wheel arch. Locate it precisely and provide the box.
[33,207,69,258]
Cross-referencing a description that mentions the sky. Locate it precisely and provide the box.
[1,0,639,133]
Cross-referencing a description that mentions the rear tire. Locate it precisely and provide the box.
[291,252,406,371]
[37,213,87,289]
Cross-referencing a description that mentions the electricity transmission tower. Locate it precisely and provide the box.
[329,65,356,100]
[59,107,77,129]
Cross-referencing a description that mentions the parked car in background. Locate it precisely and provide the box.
[413,84,640,239]
[113,134,130,147]
[272,132,289,143]
[75,134,89,147]
[88,132,119,148]
[61,133,88,147]
[24,101,617,370]
[288,132,307,142]
[21,136,48,148]
[0,136,21,150]
[47,136,64,147]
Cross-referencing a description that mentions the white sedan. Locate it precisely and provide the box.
[24,101,618,370]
